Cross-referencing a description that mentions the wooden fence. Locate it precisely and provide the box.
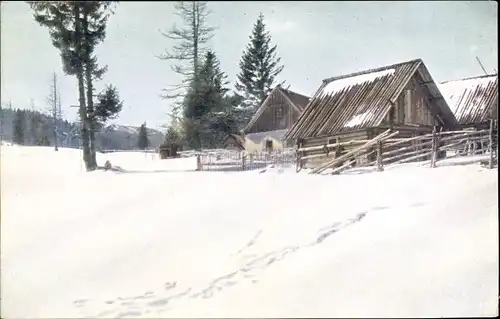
[196,149,296,171]
[297,120,498,175]
[188,121,498,174]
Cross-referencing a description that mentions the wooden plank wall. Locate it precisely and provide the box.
[384,77,437,127]
[247,91,301,133]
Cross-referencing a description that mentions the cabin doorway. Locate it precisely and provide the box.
[265,140,273,151]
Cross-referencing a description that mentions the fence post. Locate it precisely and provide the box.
[196,154,201,171]
[495,120,498,162]
[376,140,384,172]
[296,139,302,172]
[431,126,437,168]
[242,153,247,171]
[489,119,494,169]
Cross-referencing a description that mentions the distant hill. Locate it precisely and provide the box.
[97,124,166,150]
[0,107,165,151]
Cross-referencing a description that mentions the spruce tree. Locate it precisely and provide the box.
[29,2,91,166]
[38,135,50,146]
[0,103,4,142]
[183,50,235,149]
[137,123,150,150]
[94,84,123,126]
[13,109,26,145]
[29,111,42,145]
[235,13,284,122]
[29,1,118,171]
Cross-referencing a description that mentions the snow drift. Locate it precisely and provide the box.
[1,145,498,318]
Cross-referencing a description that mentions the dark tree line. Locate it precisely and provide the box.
[2,107,76,147]
[1,104,168,151]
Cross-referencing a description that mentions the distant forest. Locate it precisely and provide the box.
[0,105,165,151]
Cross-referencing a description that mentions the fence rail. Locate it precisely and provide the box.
[297,121,498,174]
[196,149,296,171]
[100,149,158,154]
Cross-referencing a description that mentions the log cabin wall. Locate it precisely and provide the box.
[301,130,370,168]
[384,77,437,127]
[246,91,302,133]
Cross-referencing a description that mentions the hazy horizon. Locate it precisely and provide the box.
[1,1,497,129]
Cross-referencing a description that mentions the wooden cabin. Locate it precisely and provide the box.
[241,86,310,151]
[284,59,459,167]
[438,74,498,130]
[243,129,289,152]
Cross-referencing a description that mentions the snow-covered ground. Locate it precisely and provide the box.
[1,145,498,318]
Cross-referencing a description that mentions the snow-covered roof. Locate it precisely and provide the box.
[245,129,289,144]
[438,74,498,125]
[322,69,396,97]
[285,59,458,140]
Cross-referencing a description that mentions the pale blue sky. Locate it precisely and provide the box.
[1,1,497,129]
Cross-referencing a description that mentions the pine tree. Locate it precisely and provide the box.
[235,13,284,124]
[137,123,150,150]
[38,135,50,146]
[13,109,26,145]
[29,1,117,171]
[94,84,123,125]
[160,125,183,157]
[198,51,239,148]
[0,103,4,142]
[182,50,235,149]
[30,2,91,166]
[29,111,42,145]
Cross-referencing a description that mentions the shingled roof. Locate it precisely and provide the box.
[243,86,310,133]
[438,74,498,126]
[284,59,458,140]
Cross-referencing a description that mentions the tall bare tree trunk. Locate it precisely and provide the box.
[74,5,92,171]
[52,73,59,151]
[192,1,199,79]
[82,6,98,170]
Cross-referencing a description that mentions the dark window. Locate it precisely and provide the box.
[389,106,395,124]
[275,107,283,119]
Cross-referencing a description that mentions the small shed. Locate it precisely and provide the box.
[158,143,181,159]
